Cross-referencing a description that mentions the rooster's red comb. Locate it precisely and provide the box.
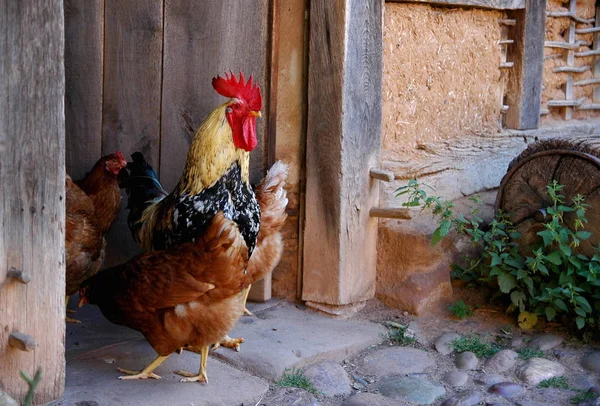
[212,71,262,112]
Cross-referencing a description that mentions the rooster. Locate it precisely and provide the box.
[65,152,127,322]
[120,72,267,339]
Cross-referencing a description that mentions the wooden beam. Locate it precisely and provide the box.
[0,0,66,402]
[505,0,546,130]
[370,207,412,219]
[370,168,395,182]
[386,0,525,9]
[303,0,382,311]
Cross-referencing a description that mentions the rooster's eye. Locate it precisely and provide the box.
[232,103,241,110]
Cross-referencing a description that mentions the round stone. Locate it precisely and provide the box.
[517,357,565,385]
[582,352,600,373]
[487,382,525,398]
[442,370,469,387]
[435,332,462,355]
[455,351,479,370]
[485,349,518,373]
[303,360,351,397]
[529,334,564,351]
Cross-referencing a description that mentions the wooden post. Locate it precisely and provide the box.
[302,0,382,314]
[0,0,66,403]
[505,0,546,129]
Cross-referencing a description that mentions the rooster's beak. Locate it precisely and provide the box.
[250,111,262,118]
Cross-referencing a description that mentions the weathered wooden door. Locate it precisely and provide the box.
[64,0,272,267]
[0,1,66,403]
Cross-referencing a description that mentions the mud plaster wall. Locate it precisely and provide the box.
[270,0,307,299]
[382,3,504,165]
[543,0,600,121]
[378,3,507,313]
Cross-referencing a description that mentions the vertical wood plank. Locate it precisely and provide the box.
[302,0,382,310]
[593,6,600,102]
[564,0,576,120]
[64,0,104,179]
[161,0,270,191]
[505,0,546,129]
[0,0,66,403]
[102,0,164,266]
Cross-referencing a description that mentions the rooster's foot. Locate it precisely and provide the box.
[66,308,77,314]
[117,368,162,380]
[174,370,207,383]
[66,315,81,324]
[213,335,245,352]
[243,307,254,316]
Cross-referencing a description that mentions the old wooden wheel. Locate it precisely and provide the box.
[495,137,600,257]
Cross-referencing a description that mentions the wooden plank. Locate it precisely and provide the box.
[160,0,270,191]
[594,6,600,102]
[386,0,525,9]
[303,0,382,311]
[564,0,576,120]
[0,0,66,403]
[369,168,395,182]
[102,0,164,266]
[64,0,104,180]
[505,0,546,129]
[369,207,412,219]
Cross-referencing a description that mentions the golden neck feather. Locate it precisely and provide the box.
[175,102,250,195]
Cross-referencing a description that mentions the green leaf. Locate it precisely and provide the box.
[554,298,568,312]
[575,307,587,317]
[431,228,444,246]
[557,205,575,212]
[569,256,583,269]
[490,253,502,267]
[545,306,557,321]
[505,256,525,269]
[538,230,555,246]
[511,291,526,310]
[498,272,516,294]
[577,230,593,240]
[576,316,585,330]
[545,251,563,265]
[516,269,528,280]
[576,296,592,313]
[439,219,452,237]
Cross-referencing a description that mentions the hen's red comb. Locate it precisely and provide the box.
[212,71,262,112]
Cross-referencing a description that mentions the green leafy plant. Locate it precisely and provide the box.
[448,300,473,319]
[570,391,599,404]
[451,335,500,358]
[537,376,570,389]
[276,368,318,394]
[385,322,416,346]
[517,347,546,360]
[396,179,600,332]
[21,368,41,406]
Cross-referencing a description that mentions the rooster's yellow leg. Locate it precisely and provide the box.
[242,285,253,316]
[65,295,81,323]
[117,355,169,380]
[175,345,209,383]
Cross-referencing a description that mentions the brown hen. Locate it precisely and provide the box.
[78,212,271,383]
[65,152,127,322]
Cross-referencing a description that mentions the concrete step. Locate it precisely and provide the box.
[212,301,386,381]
